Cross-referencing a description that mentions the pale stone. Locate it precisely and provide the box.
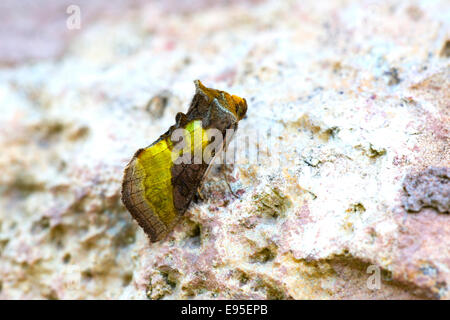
[0,0,449,299]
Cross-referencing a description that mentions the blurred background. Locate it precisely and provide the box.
[1,0,263,65]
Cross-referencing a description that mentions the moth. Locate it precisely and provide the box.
[121,80,247,242]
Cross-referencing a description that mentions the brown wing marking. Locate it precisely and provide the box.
[171,162,208,214]
[121,155,169,242]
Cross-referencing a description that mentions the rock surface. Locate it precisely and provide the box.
[0,0,449,299]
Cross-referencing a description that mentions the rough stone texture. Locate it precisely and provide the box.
[402,167,449,213]
[0,0,449,299]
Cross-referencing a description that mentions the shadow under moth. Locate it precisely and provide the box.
[121,80,247,242]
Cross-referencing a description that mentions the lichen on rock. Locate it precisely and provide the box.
[402,167,449,213]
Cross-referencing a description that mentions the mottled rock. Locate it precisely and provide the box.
[440,40,450,58]
[0,0,449,300]
[402,167,449,213]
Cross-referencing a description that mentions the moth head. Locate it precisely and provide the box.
[230,95,247,120]
[194,80,247,121]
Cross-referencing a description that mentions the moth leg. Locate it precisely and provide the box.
[221,164,238,198]
[194,148,220,202]
[196,187,205,201]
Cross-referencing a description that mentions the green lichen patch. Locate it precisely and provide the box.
[251,187,292,219]
[346,202,366,214]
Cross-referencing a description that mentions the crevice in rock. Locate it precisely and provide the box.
[183,220,202,248]
[122,272,133,287]
[250,244,277,263]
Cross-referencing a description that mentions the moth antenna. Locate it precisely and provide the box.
[212,98,222,109]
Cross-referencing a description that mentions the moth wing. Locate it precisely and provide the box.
[171,117,238,213]
[121,140,179,242]
[171,162,209,214]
